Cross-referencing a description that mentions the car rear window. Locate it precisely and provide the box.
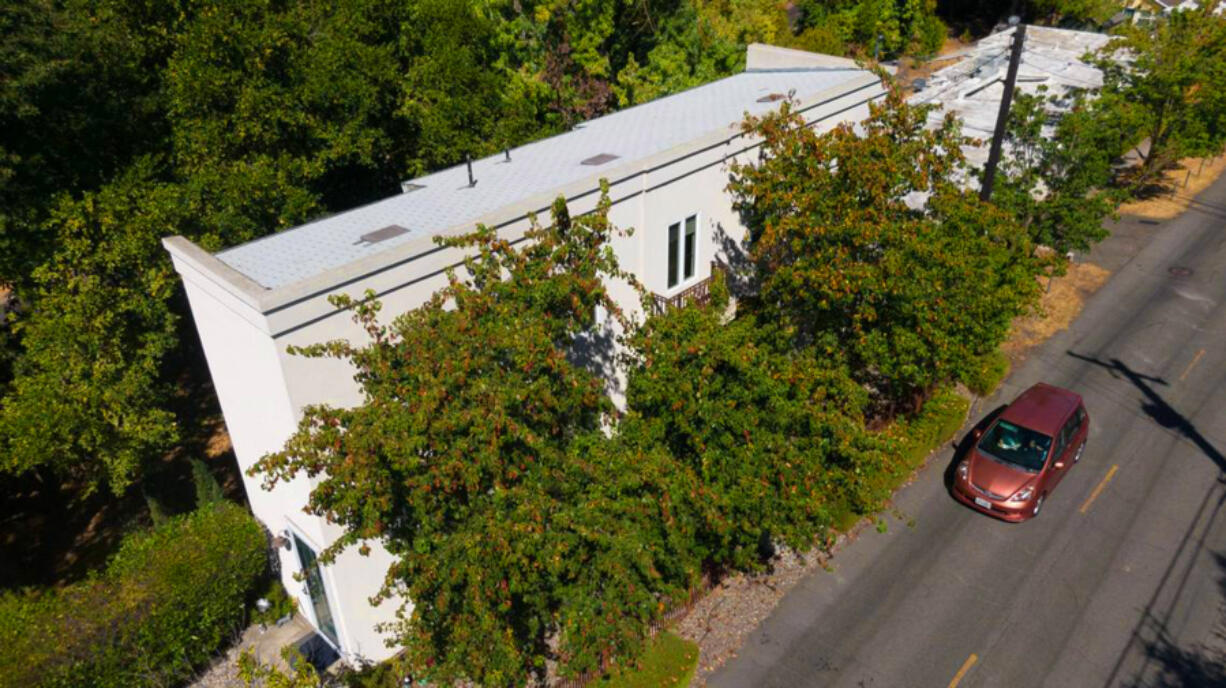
[978,420,1052,472]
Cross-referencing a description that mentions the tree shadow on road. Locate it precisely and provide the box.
[1064,351,1226,688]
[1116,551,1226,688]
[1065,352,1226,474]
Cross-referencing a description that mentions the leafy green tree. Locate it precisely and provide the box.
[164,0,417,208]
[1098,6,1226,188]
[624,279,886,569]
[992,89,1133,255]
[401,0,553,173]
[253,192,700,685]
[0,0,180,289]
[0,164,183,495]
[729,89,1041,412]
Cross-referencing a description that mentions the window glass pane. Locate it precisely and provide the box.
[684,215,697,280]
[294,534,339,645]
[668,222,680,288]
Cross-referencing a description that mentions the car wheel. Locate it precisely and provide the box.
[1032,495,1044,517]
[1074,442,1085,464]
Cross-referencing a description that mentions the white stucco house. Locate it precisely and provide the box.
[162,43,890,663]
[163,22,1115,661]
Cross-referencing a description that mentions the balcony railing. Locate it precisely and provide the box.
[651,261,727,315]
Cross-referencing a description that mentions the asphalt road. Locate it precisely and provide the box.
[710,176,1226,688]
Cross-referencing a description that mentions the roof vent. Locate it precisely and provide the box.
[356,225,410,245]
[581,153,620,166]
[400,181,425,193]
[756,93,787,103]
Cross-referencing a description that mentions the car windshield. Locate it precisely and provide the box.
[978,420,1052,472]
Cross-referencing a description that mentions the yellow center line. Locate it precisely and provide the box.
[1080,464,1120,514]
[1179,348,1206,382]
[949,654,978,688]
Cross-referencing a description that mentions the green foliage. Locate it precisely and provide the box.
[0,0,175,288]
[0,502,267,688]
[253,191,699,686]
[192,458,227,508]
[0,164,183,495]
[729,89,1042,411]
[886,386,970,474]
[624,280,885,568]
[251,579,297,627]
[796,0,944,58]
[599,632,698,688]
[1028,0,1121,25]
[960,350,1011,397]
[1098,7,1226,187]
[994,89,1132,254]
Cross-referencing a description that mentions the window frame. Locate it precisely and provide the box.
[665,212,701,293]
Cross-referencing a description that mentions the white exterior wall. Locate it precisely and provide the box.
[164,65,887,663]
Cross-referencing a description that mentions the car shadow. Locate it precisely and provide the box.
[943,404,1008,492]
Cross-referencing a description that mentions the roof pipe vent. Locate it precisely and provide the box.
[466,156,477,187]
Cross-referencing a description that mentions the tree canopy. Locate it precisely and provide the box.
[1098,5,1226,187]
[729,89,1042,412]
[253,193,706,685]
[0,0,962,497]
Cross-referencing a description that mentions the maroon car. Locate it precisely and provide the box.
[952,383,1089,522]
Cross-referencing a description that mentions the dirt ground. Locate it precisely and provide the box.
[893,37,971,86]
[1118,155,1226,220]
[1001,261,1113,363]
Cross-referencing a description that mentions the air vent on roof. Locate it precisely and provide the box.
[400,181,425,193]
[756,93,787,103]
[356,225,410,245]
[581,153,620,166]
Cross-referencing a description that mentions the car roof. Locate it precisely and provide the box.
[998,383,1081,436]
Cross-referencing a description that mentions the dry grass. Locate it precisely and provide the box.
[893,37,971,86]
[1001,261,1111,361]
[1118,155,1226,220]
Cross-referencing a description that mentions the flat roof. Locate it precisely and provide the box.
[216,66,873,290]
[911,26,1109,167]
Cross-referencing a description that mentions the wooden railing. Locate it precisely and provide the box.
[650,260,726,315]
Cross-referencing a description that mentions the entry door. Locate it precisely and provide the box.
[293,533,339,646]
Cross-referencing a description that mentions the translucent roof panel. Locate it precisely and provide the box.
[216,67,870,289]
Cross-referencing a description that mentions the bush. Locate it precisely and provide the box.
[913,14,947,58]
[0,502,267,688]
[251,578,296,627]
[890,387,970,473]
[960,350,1011,397]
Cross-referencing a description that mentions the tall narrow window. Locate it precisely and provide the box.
[294,533,339,646]
[668,222,680,288]
[667,214,699,290]
[683,215,697,281]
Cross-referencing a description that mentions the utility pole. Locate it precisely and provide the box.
[980,21,1026,203]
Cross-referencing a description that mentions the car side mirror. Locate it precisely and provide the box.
[972,428,983,440]
[1054,461,1065,470]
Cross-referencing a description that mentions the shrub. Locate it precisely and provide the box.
[251,578,296,627]
[960,350,1011,397]
[0,502,267,688]
[889,387,970,473]
[913,14,947,58]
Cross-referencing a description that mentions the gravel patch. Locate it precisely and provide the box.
[187,639,246,688]
[675,519,874,687]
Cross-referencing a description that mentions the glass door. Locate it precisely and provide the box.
[293,533,339,646]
